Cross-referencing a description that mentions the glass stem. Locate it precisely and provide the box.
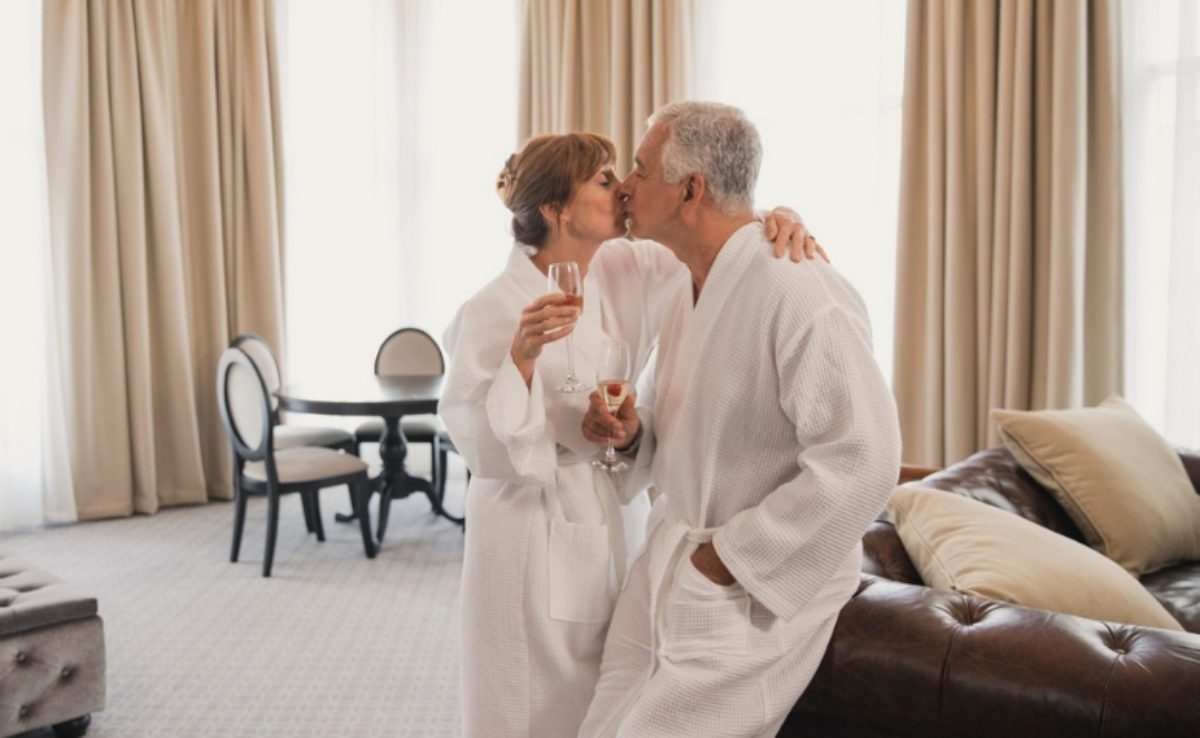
[565,333,577,380]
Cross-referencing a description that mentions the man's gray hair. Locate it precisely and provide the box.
[648,101,762,215]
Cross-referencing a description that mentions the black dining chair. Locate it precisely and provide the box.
[354,327,468,509]
[216,347,376,577]
[231,334,358,455]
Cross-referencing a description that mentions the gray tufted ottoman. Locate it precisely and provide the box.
[0,548,105,738]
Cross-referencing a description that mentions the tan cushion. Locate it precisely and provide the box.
[887,485,1185,631]
[992,395,1200,575]
[244,447,367,484]
[273,424,354,450]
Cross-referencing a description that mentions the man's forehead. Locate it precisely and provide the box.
[634,126,664,168]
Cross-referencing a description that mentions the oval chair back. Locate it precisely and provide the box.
[375,327,445,376]
[232,334,283,417]
[216,347,274,468]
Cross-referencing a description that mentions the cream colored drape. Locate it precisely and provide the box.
[518,0,694,174]
[41,0,285,517]
[892,0,1123,467]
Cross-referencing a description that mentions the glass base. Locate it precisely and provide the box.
[557,377,591,393]
[592,456,628,472]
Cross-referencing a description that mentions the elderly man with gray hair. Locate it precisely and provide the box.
[578,101,901,736]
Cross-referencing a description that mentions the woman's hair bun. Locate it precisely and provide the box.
[496,154,518,205]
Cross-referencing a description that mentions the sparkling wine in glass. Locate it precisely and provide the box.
[547,261,588,392]
[593,338,632,472]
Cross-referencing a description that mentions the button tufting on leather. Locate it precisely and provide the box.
[949,600,979,626]
[18,704,29,718]
[15,651,27,664]
[61,666,73,679]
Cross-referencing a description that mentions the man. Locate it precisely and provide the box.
[578,101,901,737]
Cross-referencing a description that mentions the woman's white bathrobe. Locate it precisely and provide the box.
[440,240,679,737]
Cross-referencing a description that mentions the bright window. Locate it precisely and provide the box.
[278,0,517,388]
[1122,0,1200,447]
[0,0,51,529]
[695,0,907,381]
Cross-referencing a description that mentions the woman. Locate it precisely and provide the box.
[439,132,819,737]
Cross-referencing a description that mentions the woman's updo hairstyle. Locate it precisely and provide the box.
[496,132,617,249]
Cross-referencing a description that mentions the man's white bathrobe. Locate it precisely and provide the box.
[579,222,902,737]
[440,241,679,737]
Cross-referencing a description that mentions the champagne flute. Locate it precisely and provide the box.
[592,338,632,472]
[547,261,588,392]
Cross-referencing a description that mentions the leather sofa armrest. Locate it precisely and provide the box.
[898,463,939,484]
[861,520,920,584]
[786,576,1200,737]
[1178,447,1200,494]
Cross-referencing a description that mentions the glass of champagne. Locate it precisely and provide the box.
[593,338,632,472]
[547,261,588,392]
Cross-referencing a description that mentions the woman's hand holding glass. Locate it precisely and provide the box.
[510,292,581,388]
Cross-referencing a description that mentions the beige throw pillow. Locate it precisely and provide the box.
[992,395,1200,576]
[888,485,1184,631]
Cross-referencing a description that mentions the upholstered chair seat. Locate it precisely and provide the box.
[243,446,367,484]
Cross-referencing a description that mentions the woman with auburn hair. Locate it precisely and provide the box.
[439,131,821,737]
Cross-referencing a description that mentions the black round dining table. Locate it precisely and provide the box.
[275,374,463,544]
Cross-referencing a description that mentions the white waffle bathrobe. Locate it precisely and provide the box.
[579,223,902,737]
[440,240,678,737]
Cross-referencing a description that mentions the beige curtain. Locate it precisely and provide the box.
[41,0,285,518]
[518,0,694,174]
[892,0,1123,467]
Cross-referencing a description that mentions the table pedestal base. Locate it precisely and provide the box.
[334,416,464,540]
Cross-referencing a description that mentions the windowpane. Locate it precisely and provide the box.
[1123,0,1200,447]
[0,0,49,528]
[280,0,516,388]
[695,1,906,381]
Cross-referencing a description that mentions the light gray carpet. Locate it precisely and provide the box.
[3,457,468,737]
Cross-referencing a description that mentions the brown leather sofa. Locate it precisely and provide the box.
[781,446,1200,737]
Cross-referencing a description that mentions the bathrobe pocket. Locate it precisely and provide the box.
[548,518,614,623]
[663,556,751,659]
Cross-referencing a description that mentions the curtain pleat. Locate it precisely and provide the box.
[893,0,1123,467]
[518,0,693,174]
[42,0,285,517]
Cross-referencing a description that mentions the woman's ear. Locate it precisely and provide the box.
[539,201,563,226]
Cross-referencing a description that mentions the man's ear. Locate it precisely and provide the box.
[682,173,706,206]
